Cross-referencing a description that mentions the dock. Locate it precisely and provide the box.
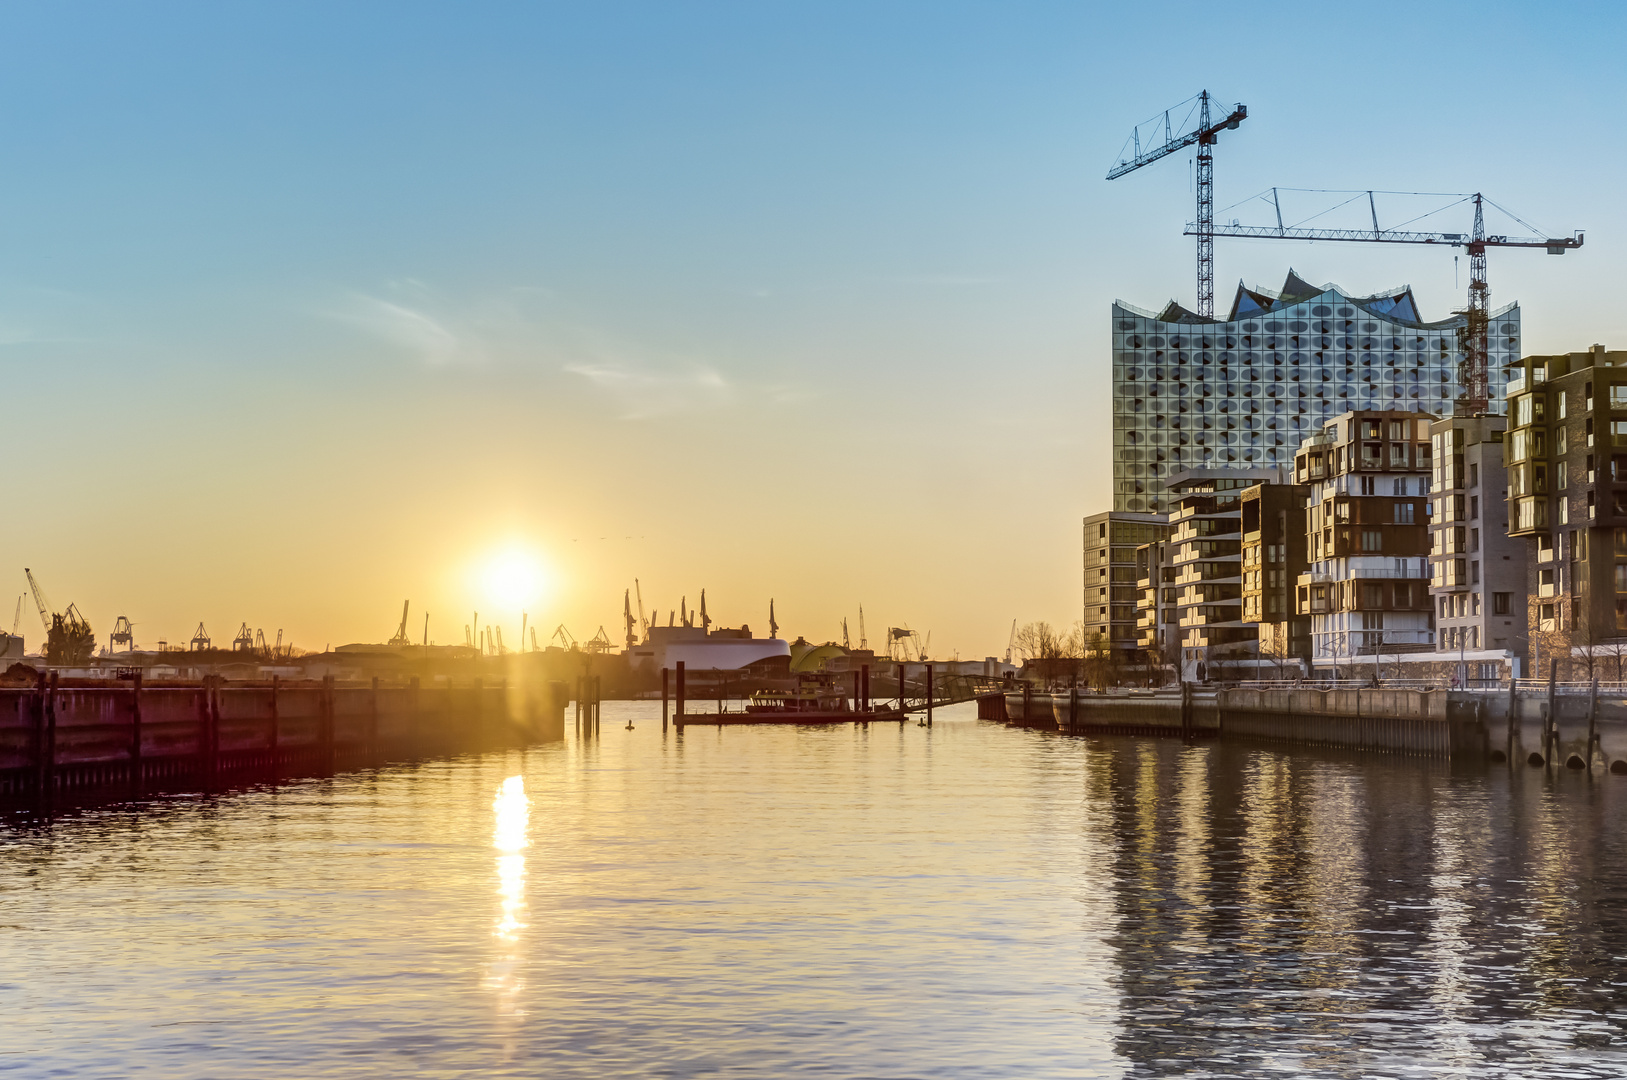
[0,673,570,802]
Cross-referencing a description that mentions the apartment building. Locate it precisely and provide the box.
[1240,482,1312,672]
[1504,345,1627,673]
[1082,511,1170,665]
[1428,414,1528,680]
[1293,411,1435,669]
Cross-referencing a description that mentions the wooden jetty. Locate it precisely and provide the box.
[661,660,997,730]
[0,672,569,802]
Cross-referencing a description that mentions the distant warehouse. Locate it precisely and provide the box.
[1111,270,1522,515]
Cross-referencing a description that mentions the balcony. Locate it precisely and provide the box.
[1507,375,1526,395]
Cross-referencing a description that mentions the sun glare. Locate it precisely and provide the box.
[479,548,551,611]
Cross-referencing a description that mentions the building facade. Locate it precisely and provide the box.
[1165,467,1285,680]
[1427,414,1528,680]
[1504,346,1627,676]
[1240,482,1312,673]
[1293,411,1435,669]
[1135,538,1178,672]
[1112,270,1520,514]
[1082,511,1170,663]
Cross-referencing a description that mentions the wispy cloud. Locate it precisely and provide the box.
[333,292,473,366]
[564,361,731,419]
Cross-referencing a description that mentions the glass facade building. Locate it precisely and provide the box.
[1112,270,1521,514]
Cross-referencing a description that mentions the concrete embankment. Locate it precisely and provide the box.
[0,675,569,800]
[1051,684,1627,769]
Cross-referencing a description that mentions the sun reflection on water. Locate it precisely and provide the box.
[486,774,531,1031]
[493,775,531,941]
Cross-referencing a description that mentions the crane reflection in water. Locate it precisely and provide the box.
[486,775,531,1029]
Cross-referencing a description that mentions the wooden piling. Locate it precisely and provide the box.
[1547,658,1558,762]
[1588,676,1600,767]
[675,661,686,729]
[897,664,905,716]
[129,671,143,793]
[269,674,281,770]
[322,674,336,772]
[370,676,381,764]
[925,663,933,726]
[662,667,669,732]
[861,664,870,715]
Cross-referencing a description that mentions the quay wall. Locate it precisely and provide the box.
[1058,684,1627,768]
[0,677,569,799]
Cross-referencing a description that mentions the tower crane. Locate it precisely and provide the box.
[387,600,411,646]
[1107,90,1248,319]
[768,599,778,640]
[634,579,648,640]
[1004,619,1017,665]
[24,568,52,635]
[624,589,637,651]
[11,595,23,636]
[1194,191,1582,415]
[857,605,867,651]
[841,618,850,650]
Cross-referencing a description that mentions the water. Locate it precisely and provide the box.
[4,702,1626,1078]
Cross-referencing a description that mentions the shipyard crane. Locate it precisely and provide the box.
[841,618,850,650]
[12,595,23,636]
[857,606,867,651]
[274,629,284,660]
[1107,90,1248,319]
[584,626,613,654]
[387,600,411,646]
[24,568,52,635]
[699,589,711,630]
[768,599,778,641]
[623,590,637,651]
[634,579,648,639]
[1195,190,1582,414]
[110,616,135,652]
[552,624,576,650]
[520,612,529,653]
[232,623,254,652]
[255,628,268,655]
[1004,619,1017,665]
[530,627,541,652]
[190,623,211,651]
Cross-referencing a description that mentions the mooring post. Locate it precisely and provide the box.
[1547,658,1559,760]
[322,674,336,772]
[662,667,669,732]
[675,661,686,729]
[130,670,143,792]
[1069,683,1078,733]
[925,664,934,726]
[1588,676,1600,767]
[408,676,420,757]
[34,672,52,799]
[594,675,602,735]
[852,669,860,715]
[1022,680,1031,727]
[1506,675,1517,747]
[897,664,905,718]
[370,676,380,763]
[204,676,220,789]
[269,674,280,771]
[1181,680,1192,738]
[861,664,870,715]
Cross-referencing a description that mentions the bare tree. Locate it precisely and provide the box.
[1014,621,1070,686]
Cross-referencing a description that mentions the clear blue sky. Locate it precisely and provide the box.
[2,1,1623,656]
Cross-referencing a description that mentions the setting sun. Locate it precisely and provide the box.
[478,548,552,613]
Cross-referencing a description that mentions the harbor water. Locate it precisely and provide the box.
[4,701,1626,1077]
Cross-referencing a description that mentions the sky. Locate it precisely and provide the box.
[2,1,1625,659]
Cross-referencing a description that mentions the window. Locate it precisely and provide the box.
[1470,528,1479,551]
[1560,393,1568,420]
[1517,394,1532,426]
[1362,529,1383,552]
[1559,462,1569,490]
[1395,502,1415,524]
[1613,420,1627,447]
[1362,584,1383,607]
[1360,476,1376,496]
[1098,524,1107,539]
[1612,384,1627,408]
[1471,560,1480,585]
[1510,430,1528,462]
[1469,463,1478,487]
[1470,495,1479,520]
[1617,564,1627,593]
[1558,429,1568,455]
[1494,592,1509,615]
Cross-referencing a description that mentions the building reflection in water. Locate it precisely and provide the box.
[486,775,531,1031]
[1086,739,1627,1076]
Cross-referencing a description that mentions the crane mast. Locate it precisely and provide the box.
[1193,191,1582,415]
[24,568,51,635]
[1107,90,1247,319]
